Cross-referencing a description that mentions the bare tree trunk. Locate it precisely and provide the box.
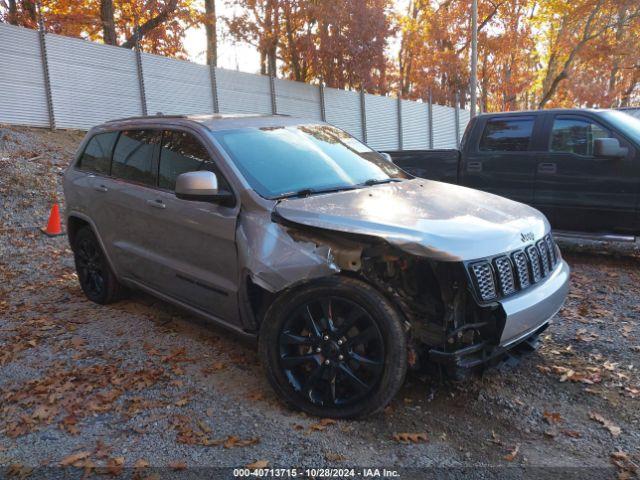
[100,0,117,45]
[120,0,179,49]
[260,51,267,75]
[204,0,217,66]
[22,0,37,27]
[7,0,18,25]
[620,68,639,107]
[607,5,629,106]
[283,2,302,81]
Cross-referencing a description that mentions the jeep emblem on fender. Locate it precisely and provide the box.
[521,232,535,242]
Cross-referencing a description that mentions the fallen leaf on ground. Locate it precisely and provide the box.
[134,458,149,469]
[221,435,260,448]
[610,451,638,478]
[392,432,428,444]
[589,412,621,437]
[310,418,336,431]
[504,445,520,462]
[6,463,33,479]
[246,460,269,469]
[60,451,91,467]
[325,452,346,462]
[169,461,187,471]
[106,457,124,476]
[561,429,582,438]
[543,411,562,424]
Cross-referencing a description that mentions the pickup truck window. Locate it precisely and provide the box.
[212,124,408,198]
[550,117,609,156]
[479,117,534,152]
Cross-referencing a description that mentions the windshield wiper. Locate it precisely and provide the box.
[275,185,358,200]
[362,178,402,186]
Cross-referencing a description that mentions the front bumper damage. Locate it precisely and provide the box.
[428,259,570,369]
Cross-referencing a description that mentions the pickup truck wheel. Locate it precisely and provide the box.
[73,226,123,305]
[259,276,407,419]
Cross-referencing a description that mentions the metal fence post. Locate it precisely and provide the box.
[269,74,277,114]
[360,89,367,144]
[428,90,434,149]
[36,1,55,130]
[319,82,326,122]
[397,95,403,150]
[133,29,148,115]
[210,65,219,114]
[454,91,461,147]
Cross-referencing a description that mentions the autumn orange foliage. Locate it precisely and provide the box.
[1,0,639,109]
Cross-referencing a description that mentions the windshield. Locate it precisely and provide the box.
[212,124,409,198]
[600,110,640,143]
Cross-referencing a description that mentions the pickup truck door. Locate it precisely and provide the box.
[533,113,638,234]
[460,115,543,205]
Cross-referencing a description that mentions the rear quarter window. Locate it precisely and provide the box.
[479,117,534,152]
[77,132,118,175]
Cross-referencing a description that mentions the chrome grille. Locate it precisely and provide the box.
[526,245,542,283]
[470,262,497,301]
[468,235,561,302]
[545,234,557,265]
[493,256,516,296]
[511,250,531,289]
[537,240,551,276]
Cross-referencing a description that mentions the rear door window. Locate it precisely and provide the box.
[112,130,161,186]
[77,132,118,175]
[159,130,229,191]
[479,117,534,152]
[549,116,610,156]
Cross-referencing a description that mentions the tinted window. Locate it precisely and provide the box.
[78,132,118,175]
[479,118,534,151]
[112,130,160,185]
[550,117,610,156]
[159,131,227,191]
[212,124,408,198]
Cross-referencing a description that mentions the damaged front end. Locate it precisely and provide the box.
[235,188,567,375]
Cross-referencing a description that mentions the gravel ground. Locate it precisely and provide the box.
[1,126,639,479]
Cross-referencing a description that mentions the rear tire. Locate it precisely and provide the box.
[259,276,407,419]
[72,226,123,304]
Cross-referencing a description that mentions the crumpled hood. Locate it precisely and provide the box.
[275,179,550,261]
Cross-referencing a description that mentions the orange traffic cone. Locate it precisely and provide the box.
[41,203,64,237]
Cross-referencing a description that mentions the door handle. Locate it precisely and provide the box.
[538,162,557,174]
[467,161,482,172]
[94,184,108,192]
[146,199,166,209]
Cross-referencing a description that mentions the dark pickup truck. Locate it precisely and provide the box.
[387,109,640,239]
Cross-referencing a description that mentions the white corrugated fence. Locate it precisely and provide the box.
[0,23,468,149]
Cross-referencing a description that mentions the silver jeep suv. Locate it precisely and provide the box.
[64,114,570,418]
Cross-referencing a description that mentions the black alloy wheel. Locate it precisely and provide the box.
[75,236,106,299]
[279,296,385,408]
[73,226,123,304]
[260,276,407,418]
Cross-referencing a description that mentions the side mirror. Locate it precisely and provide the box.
[380,152,394,163]
[594,138,628,158]
[175,171,233,205]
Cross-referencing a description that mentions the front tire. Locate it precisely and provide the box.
[259,276,407,419]
[72,226,123,305]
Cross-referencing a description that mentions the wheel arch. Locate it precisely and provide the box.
[66,211,121,281]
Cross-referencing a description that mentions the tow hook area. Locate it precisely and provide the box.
[428,322,549,374]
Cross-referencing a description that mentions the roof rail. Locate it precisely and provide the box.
[105,113,189,123]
